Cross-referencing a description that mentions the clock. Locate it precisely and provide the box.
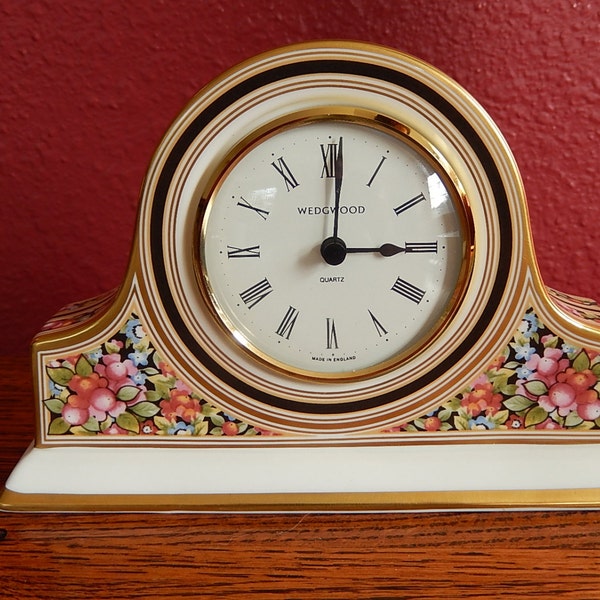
[196,109,471,378]
[4,41,600,512]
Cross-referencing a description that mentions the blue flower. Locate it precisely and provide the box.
[167,421,194,435]
[130,371,148,385]
[86,348,103,363]
[519,313,539,339]
[49,380,64,396]
[469,415,496,430]
[516,366,533,379]
[128,349,149,367]
[124,319,145,343]
[512,343,535,361]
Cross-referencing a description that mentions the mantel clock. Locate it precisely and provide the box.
[3,41,600,511]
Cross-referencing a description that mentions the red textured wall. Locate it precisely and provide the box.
[1,1,598,354]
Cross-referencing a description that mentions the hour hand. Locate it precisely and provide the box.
[346,243,406,256]
[346,242,438,256]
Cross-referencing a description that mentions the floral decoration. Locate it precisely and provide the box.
[44,309,600,438]
[44,314,263,437]
[397,310,600,433]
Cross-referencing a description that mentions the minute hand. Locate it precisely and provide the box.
[332,137,343,239]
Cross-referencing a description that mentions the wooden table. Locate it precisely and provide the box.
[2,355,600,599]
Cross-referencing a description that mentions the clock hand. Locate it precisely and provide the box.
[346,243,406,257]
[332,136,343,239]
[320,137,347,266]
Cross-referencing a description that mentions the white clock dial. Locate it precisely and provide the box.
[198,114,469,378]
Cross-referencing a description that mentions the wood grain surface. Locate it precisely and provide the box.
[2,355,600,599]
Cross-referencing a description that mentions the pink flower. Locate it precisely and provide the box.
[102,423,128,435]
[461,383,503,418]
[535,418,563,430]
[160,389,201,423]
[525,348,569,386]
[62,372,110,426]
[158,361,177,377]
[95,354,138,392]
[62,400,89,426]
[87,387,127,421]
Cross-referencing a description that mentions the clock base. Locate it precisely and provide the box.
[2,442,600,512]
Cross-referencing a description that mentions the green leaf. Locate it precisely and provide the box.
[202,403,220,416]
[48,417,71,435]
[499,384,519,396]
[210,427,223,436]
[82,416,101,432]
[194,420,209,436]
[130,401,160,418]
[116,386,141,402]
[75,355,93,377]
[105,341,121,354]
[543,335,559,349]
[573,350,591,373]
[154,416,172,430]
[437,408,454,422]
[504,361,522,370]
[70,425,97,436]
[491,368,515,379]
[504,395,535,412]
[523,380,549,397]
[43,398,65,414]
[454,415,470,431]
[565,412,584,427]
[491,410,509,425]
[117,412,140,433]
[525,406,549,427]
[144,390,162,402]
[148,374,176,399]
[46,366,74,387]
[210,414,225,427]
[592,363,600,378]
[575,420,596,431]
[443,397,462,411]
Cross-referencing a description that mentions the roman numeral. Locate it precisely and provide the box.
[275,306,299,339]
[326,317,338,349]
[320,142,337,178]
[405,241,438,253]
[366,156,387,187]
[271,157,299,191]
[391,277,425,304]
[237,196,269,220]
[239,278,273,309]
[368,310,388,337]
[226,245,260,259]
[393,193,426,215]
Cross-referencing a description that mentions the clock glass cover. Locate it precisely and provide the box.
[197,111,471,379]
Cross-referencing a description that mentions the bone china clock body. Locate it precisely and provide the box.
[5,41,600,512]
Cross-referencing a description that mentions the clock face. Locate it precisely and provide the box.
[197,112,471,378]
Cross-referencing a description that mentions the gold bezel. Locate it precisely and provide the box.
[193,107,475,382]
